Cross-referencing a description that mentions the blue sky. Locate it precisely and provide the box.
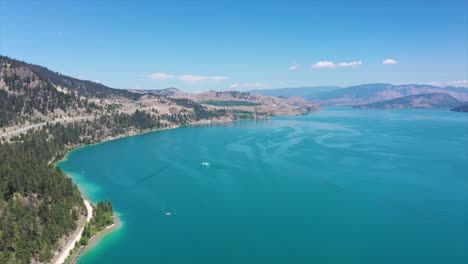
[1,0,467,91]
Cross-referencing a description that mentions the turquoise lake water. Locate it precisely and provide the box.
[59,108,468,263]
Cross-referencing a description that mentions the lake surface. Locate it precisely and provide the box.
[59,108,468,263]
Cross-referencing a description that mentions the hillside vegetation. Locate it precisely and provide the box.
[0,128,85,263]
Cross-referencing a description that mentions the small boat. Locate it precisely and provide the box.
[165,212,172,216]
[201,162,210,166]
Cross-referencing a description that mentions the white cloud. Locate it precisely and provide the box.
[383,59,398,65]
[427,82,444,87]
[148,73,227,83]
[229,83,266,90]
[312,61,337,69]
[210,76,228,81]
[177,75,209,82]
[337,61,363,68]
[448,80,468,87]
[427,80,468,87]
[312,61,362,69]
[148,72,174,80]
[288,64,300,70]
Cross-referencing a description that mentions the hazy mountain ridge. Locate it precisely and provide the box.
[250,86,340,99]
[354,93,463,109]
[320,84,468,106]
[450,104,468,113]
[251,83,468,107]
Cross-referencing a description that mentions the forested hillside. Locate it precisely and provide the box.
[0,130,85,263]
[0,56,98,127]
[0,69,89,127]
[1,55,140,100]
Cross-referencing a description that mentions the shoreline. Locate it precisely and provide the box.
[64,213,121,264]
[54,117,243,166]
[52,119,236,263]
[82,213,121,253]
[51,113,313,263]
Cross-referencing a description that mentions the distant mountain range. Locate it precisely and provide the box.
[251,83,468,108]
[250,86,340,99]
[451,104,468,113]
[354,93,462,109]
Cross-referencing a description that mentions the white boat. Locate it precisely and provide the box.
[201,162,210,166]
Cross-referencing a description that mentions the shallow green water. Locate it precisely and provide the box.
[59,108,468,263]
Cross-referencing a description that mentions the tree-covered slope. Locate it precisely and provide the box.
[1,55,140,100]
[0,131,85,263]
